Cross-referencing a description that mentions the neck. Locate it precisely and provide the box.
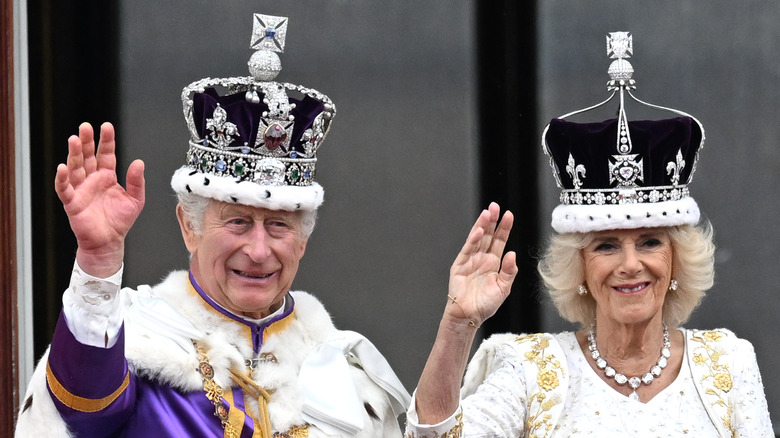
[591,317,665,361]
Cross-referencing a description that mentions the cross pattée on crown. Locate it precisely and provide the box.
[250,14,288,53]
[607,31,632,60]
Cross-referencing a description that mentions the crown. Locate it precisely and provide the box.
[541,32,706,233]
[171,14,336,211]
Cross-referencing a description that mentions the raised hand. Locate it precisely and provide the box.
[414,202,518,423]
[54,122,145,278]
[446,202,518,328]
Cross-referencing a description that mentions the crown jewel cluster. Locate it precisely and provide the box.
[181,14,334,188]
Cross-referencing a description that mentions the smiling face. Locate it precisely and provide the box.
[177,200,307,319]
[582,228,674,327]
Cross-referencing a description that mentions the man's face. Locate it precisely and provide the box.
[178,200,307,319]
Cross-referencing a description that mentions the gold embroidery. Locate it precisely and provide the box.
[404,413,464,438]
[515,334,563,438]
[537,368,560,391]
[274,424,309,437]
[689,329,735,436]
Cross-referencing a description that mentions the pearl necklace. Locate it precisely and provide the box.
[587,323,671,402]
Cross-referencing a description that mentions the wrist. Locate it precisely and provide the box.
[439,311,480,337]
[76,245,125,279]
[444,294,482,329]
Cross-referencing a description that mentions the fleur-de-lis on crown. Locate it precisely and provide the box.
[566,153,586,190]
[666,149,686,186]
[206,104,238,149]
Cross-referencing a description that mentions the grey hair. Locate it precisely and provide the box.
[537,223,715,328]
[176,192,317,239]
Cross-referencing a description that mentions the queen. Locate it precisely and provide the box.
[404,32,773,437]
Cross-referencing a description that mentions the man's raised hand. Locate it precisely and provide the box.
[54,122,145,277]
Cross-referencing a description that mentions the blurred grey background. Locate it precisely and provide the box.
[27,0,779,431]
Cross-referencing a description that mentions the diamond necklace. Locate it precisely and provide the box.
[587,323,671,402]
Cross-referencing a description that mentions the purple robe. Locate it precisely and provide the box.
[44,274,295,437]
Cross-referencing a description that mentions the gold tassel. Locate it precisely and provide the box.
[230,369,273,438]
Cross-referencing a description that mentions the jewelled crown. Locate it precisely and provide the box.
[542,32,705,233]
[171,14,336,211]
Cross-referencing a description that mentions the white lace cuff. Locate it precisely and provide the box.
[62,260,124,348]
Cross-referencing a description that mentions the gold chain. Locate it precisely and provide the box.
[194,341,239,438]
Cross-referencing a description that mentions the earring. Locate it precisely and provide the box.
[578,284,588,296]
[669,279,678,291]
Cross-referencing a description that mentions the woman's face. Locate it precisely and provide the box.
[582,228,674,327]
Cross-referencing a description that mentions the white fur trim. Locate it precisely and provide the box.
[170,166,323,211]
[551,196,700,233]
[15,349,74,437]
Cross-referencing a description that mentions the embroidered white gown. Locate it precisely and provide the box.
[406,330,774,437]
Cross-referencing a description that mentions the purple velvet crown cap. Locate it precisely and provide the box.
[192,88,326,154]
[545,116,703,190]
[543,116,705,233]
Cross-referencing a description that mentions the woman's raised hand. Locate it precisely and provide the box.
[54,122,145,277]
[446,202,518,328]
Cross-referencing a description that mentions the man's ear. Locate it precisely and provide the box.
[176,204,198,254]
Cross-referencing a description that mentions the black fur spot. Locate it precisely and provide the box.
[203,177,210,186]
[22,395,33,413]
[265,190,271,198]
[188,170,198,176]
[231,197,238,203]
[185,185,192,193]
[364,402,379,420]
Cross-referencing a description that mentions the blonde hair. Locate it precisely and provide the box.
[537,223,715,327]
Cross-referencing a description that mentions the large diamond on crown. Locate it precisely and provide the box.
[609,154,644,187]
[255,158,286,186]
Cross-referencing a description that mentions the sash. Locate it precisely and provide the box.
[686,328,736,437]
[462,333,568,438]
